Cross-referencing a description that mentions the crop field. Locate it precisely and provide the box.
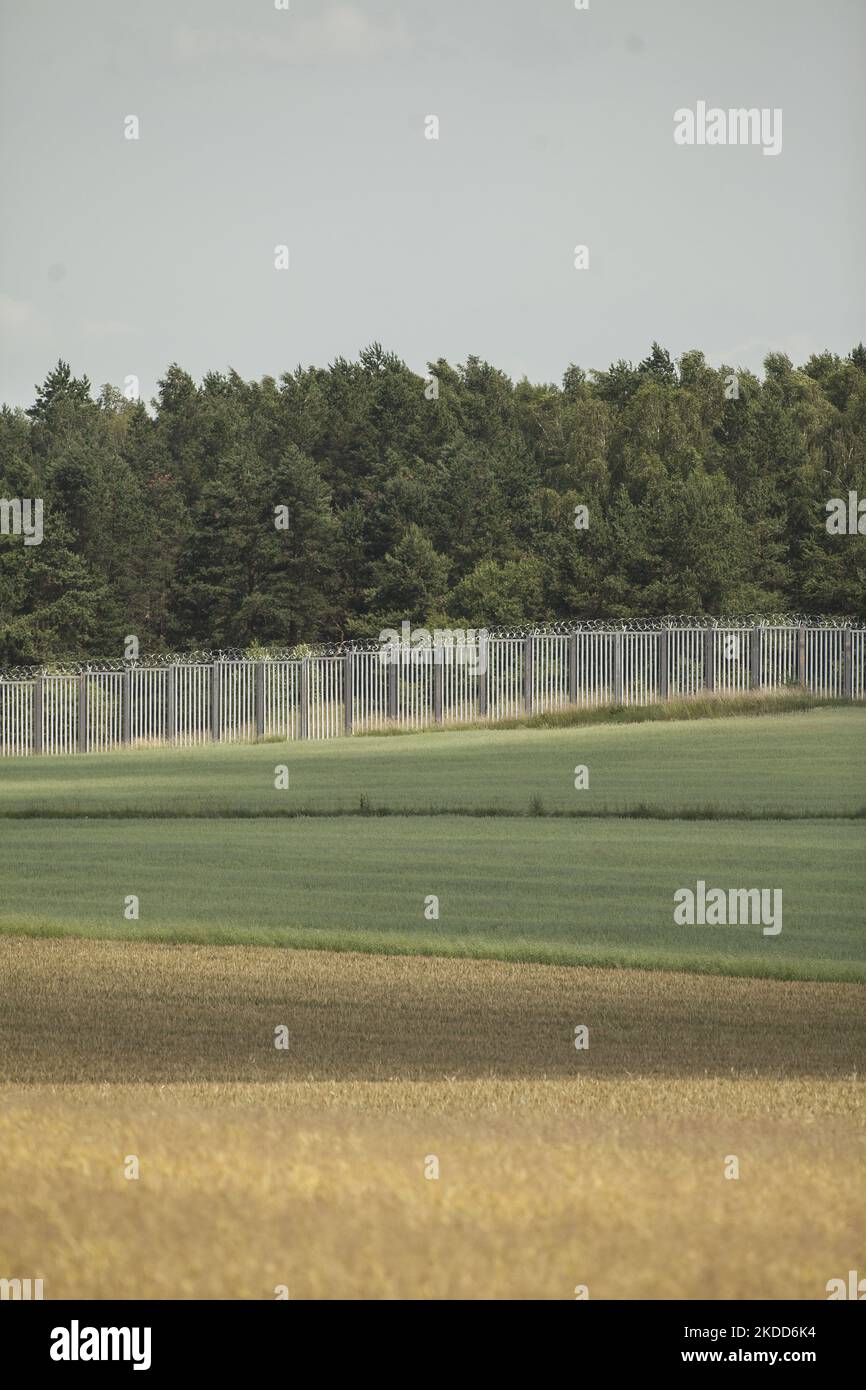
[1,939,863,1300]
[0,703,863,1299]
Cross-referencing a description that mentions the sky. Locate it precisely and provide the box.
[1,0,863,408]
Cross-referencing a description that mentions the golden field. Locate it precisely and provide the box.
[0,937,863,1300]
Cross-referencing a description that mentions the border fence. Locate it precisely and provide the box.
[1,617,863,758]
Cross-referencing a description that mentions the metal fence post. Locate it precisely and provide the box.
[703,628,715,692]
[32,675,44,754]
[211,660,221,741]
[477,632,489,719]
[254,661,265,738]
[433,644,443,724]
[523,635,534,715]
[797,624,807,686]
[343,651,353,735]
[299,658,309,739]
[750,627,762,690]
[77,672,88,753]
[388,644,399,723]
[568,631,578,705]
[612,632,623,704]
[166,665,177,744]
[658,630,669,700]
[122,669,132,745]
[843,629,854,698]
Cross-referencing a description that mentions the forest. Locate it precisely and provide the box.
[1,342,864,665]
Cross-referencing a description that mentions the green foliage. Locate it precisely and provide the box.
[1,343,864,663]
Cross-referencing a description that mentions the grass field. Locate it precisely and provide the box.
[0,816,862,979]
[1,705,862,818]
[0,703,863,1298]
[1,706,863,979]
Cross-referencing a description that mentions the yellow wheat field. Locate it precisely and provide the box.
[0,938,863,1300]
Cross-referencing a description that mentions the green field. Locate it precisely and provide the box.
[0,815,862,978]
[1,707,863,818]
[0,706,863,980]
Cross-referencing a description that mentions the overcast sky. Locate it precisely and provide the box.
[1,0,863,408]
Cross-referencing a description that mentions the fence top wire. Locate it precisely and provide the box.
[0,614,859,682]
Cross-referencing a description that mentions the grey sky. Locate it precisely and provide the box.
[1,0,863,408]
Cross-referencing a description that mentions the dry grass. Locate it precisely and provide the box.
[364,688,858,735]
[0,938,863,1299]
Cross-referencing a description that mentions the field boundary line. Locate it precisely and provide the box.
[0,804,863,822]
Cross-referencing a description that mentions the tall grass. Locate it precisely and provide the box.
[359,689,857,737]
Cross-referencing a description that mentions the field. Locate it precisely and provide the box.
[1,703,862,818]
[1,939,863,1300]
[0,702,863,1299]
[1,706,863,979]
[0,817,863,979]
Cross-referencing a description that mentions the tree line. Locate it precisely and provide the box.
[1,341,864,665]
